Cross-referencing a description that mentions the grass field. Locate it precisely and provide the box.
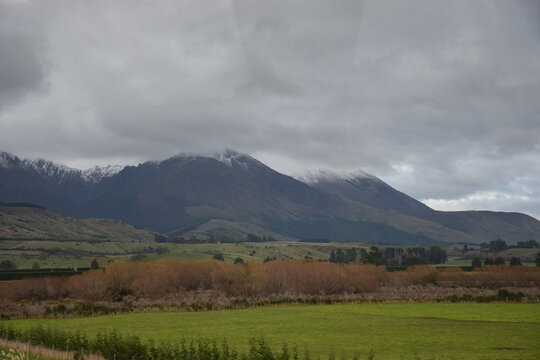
[0,241,352,268]
[7,303,540,359]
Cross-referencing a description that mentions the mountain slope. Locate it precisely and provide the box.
[306,171,540,243]
[303,171,433,218]
[0,203,156,242]
[1,150,540,244]
[429,210,540,243]
[0,151,123,215]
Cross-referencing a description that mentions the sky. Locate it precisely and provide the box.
[1,0,539,219]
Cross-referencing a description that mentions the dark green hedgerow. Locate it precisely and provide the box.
[0,323,368,360]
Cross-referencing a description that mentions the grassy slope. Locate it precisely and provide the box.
[9,304,540,360]
[181,219,293,242]
[0,206,156,242]
[0,241,343,268]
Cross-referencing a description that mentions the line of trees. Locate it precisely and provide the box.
[473,256,525,268]
[1,259,538,304]
[477,239,539,252]
[154,234,277,244]
[329,246,447,266]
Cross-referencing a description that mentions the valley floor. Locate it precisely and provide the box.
[2,240,539,269]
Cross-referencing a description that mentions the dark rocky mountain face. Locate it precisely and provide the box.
[0,152,95,214]
[305,172,540,243]
[306,172,434,218]
[1,150,540,244]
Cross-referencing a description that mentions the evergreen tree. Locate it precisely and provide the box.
[345,248,357,263]
[484,258,494,266]
[509,257,522,266]
[471,257,482,268]
[90,259,99,270]
[212,253,225,261]
[336,249,346,264]
[329,249,337,263]
[0,260,16,270]
[489,239,508,252]
[367,246,386,266]
[428,246,447,264]
[494,257,505,265]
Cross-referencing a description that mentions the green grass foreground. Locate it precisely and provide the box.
[8,303,540,360]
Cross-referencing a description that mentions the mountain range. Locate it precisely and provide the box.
[1,150,539,244]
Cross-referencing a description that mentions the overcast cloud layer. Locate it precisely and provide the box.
[1,0,539,218]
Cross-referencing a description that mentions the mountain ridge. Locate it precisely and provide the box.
[0,151,125,184]
[1,149,539,244]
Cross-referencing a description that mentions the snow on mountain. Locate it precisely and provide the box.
[0,151,124,184]
[21,158,79,180]
[212,149,264,171]
[294,169,377,185]
[81,165,125,183]
[165,149,264,172]
[0,152,13,168]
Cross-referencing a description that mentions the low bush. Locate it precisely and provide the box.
[0,324,372,360]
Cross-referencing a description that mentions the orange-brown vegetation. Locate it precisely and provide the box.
[1,260,538,304]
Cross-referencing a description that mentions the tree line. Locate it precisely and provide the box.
[329,246,447,266]
[476,238,539,252]
[154,233,277,244]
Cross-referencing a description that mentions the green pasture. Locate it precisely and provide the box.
[8,303,540,359]
[0,241,343,268]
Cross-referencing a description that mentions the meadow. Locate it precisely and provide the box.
[5,303,540,360]
[0,241,347,269]
[2,237,538,270]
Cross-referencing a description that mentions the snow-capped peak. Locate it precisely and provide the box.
[22,158,78,179]
[212,149,258,169]
[0,150,124,184]
[295,169,377,185]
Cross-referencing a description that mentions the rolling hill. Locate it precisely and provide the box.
[0,203,156,242]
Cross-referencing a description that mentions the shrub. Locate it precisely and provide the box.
[213,253,225,261]
[509,257,522,266]
[0,260,16,270]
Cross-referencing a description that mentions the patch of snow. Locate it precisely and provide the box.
[0,156,10,168]
[81,165,125,183]
[295,169,376,185]
[21,158,78,180]
[0,151,18,168]
[212,149,262,171]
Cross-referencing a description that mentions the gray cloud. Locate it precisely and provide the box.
[0,0,539,218]
[0,1,49,111]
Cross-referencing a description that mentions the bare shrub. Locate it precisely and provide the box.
[0,276,67,301]
[388,265,438,286]
[63,270,110,301]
